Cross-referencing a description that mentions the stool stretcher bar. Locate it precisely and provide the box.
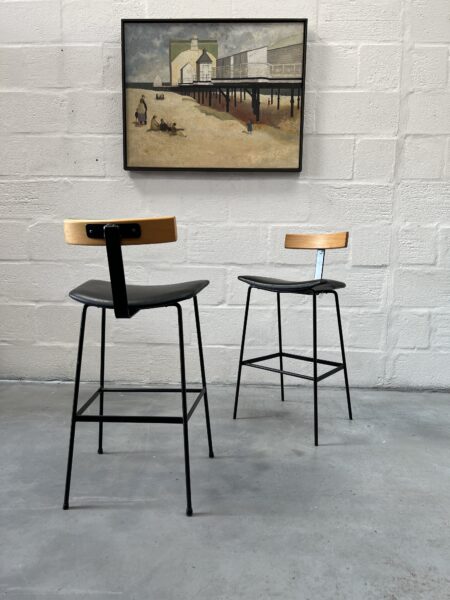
[76,386,206,424]
[241,351,344,382]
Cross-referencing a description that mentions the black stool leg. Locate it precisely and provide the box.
[277,292,285,402]
[63,304,88,510]
[313,294,318,447]
[233,286,252,419]
[193,296,214,458]
[176,304,193,516]
[98,308,106,454]
[333,291,352,420]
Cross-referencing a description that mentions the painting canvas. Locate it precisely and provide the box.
[121,19,307,172]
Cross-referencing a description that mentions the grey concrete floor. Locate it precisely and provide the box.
[1,381,450,600]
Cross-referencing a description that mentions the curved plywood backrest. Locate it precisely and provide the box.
[285,231,349,250]
[64,216,177,246]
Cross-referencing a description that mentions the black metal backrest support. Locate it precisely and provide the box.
[103,224,131,319]
[84,222,143,318]
[314,249,325,279]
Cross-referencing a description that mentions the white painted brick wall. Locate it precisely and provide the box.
[390,309,429,349]
[398,225,437,265]
[351,225,391,266]
[315,92,400,134]
[319,0,402,42]
[400,136,445,179]
[354,138,397,181]
[408,45,448,90]
[358,44,402,90]
[307,44,357,88]
[0,0,450,389]
[406,92,450,133]
[409,0,450,43]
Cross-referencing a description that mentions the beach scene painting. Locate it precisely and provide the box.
[122,19,307,171]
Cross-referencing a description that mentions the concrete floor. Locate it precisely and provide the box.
[1,382,450,600]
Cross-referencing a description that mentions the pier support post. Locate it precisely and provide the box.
[252,87,260,122]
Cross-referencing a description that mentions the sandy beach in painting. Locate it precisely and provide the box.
[126,87,301,169]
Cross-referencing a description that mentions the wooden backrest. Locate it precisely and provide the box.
[284,232,349,279]
[63,217,177,319]
[64,216,177,246]
[285,232,349,250]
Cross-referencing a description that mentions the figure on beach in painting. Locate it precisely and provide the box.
[148,115,186,137]
[169,122,186,136]
[149,115,160,130]
[135,95,147,126]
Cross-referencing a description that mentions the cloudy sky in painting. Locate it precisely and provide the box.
[124,22,303,83]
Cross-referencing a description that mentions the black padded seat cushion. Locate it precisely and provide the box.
[238,275,345,294]
[69,279,209,309]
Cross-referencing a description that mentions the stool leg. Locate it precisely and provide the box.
[63,305,88,510]
[333,291,352,420]
[233,286,252,419]
[98,308,105,454]
[176,304,193,516]
[193,296,214,458]
[277,292,285,402]
[313,294,318,447]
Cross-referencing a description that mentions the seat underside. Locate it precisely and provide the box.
[238,275,345,294]
[69,279,209,309]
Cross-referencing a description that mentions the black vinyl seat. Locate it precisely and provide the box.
[70,279,209,310]
[238,275,345,294]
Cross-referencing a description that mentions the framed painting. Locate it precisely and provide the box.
[121,19,307,172]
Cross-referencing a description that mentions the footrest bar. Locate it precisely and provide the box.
[102,387,203,394]
[243,352,343,369]
[76,415,183,424]
[242,354,345,382]
[242,361,314,381]
[243,352,280,365]
[282,352,343,368]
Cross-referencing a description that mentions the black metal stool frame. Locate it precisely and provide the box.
[63,222,214,516]
[233,238,353,446]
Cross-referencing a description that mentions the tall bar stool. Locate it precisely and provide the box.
[62,217,214,516]
[233,232,352,446]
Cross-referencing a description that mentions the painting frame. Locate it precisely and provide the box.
[121,18,308,172]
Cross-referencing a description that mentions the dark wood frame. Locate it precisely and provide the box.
[121,18,308,172]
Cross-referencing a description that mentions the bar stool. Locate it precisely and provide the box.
[62,217,214,516]
[233,232,352,446]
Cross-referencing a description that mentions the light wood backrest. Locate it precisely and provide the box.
[285,232,349,250]
[64,216,177,246]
